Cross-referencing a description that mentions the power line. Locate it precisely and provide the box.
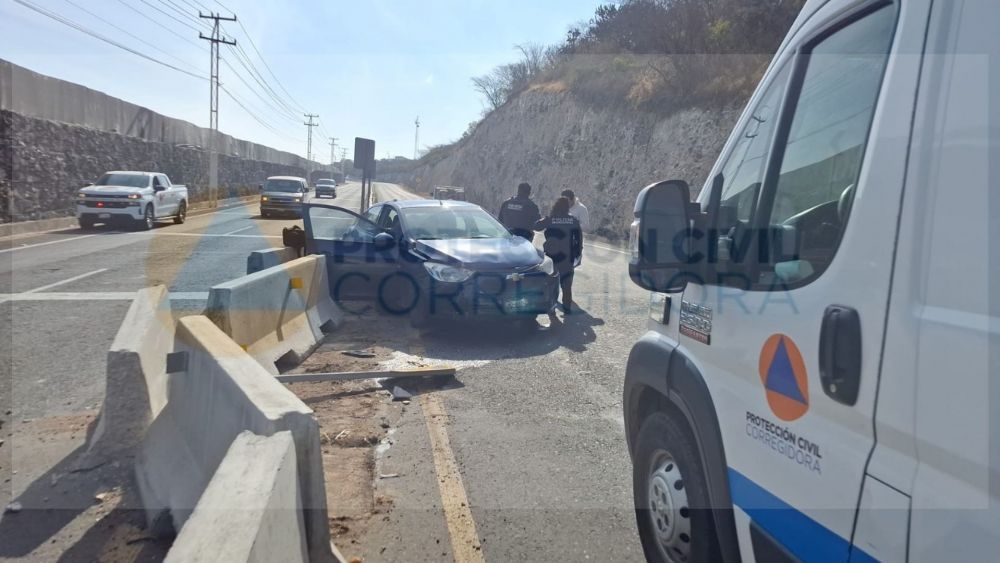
[113,0,203,49]
[232,18,308,112]
[13,0,206,81]
[159,0,211,29]
[226,44,301,119]
[61,0,198,70]
[136,0,203,33]
[220,86,299,142]
[220,56,299,124]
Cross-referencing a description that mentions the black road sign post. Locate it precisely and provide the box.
[354,137,376,212]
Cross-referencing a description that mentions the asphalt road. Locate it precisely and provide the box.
[1,181,651,561]
[351,185,651,561]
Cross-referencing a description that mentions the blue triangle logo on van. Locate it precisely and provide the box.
[765,338,807,404]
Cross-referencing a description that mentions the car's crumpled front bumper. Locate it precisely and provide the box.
[420,270,560,318]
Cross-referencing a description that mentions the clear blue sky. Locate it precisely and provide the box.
[1,0,603,162]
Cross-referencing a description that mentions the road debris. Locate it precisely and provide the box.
[4,501,22,514]
[276,366,456,384]
[379,473,400,479]
[343,350,377,358]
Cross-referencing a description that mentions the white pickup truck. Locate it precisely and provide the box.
[76,171,189,230]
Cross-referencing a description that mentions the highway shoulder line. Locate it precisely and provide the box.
[0,290,209,302]
[421,392,486,563]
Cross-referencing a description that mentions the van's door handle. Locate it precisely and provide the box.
[819,305,862,405]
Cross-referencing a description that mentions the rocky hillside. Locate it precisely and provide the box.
[407,89,741,240]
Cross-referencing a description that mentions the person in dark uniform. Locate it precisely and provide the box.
[498,182,541,241]
[535,196,583,314]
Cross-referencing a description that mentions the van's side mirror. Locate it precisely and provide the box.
[628,180,702,293]
[258,183,264,192]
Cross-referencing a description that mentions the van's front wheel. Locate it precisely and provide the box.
[633,410,721,563]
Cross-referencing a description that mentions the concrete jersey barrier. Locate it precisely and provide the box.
[246,246,300,275]
[207,254,342,374]
[135,315,332,562]
[85,285,173,463]
[165,431,308,563]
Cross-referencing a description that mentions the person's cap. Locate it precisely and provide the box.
[561,189,575,199]
[517,182,532,195]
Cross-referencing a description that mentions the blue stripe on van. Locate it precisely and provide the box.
[727,468,878,562]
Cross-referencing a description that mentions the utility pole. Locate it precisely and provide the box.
[199,11,236,202]
[340,148,348,175]
[303,114,319,164]
[413,116,420,160]
[329,137,338,175]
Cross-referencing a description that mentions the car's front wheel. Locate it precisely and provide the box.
[633,410,722,563]
[138,205,155,231]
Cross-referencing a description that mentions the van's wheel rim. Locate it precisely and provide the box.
[648,450,692,562]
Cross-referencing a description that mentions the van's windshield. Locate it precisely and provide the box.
[264,179,304,192]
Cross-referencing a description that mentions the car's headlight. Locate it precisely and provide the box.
[127,193,141,199]
[536,255,555,275]
[261,195,269,202]
[294,197,302,202]
[77,192,87,199]
[424,262,473,283]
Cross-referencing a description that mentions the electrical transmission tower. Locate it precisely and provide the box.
[329,137,338,174]
[198,12,237,132]
[199,11,236,195]
[304,114,319,162]
[414,116,420,160]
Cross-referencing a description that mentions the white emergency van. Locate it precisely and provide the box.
[623,0,998,561]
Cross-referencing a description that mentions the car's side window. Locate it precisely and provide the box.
[364,205,382,224]
[718,64,790,223]
[382,208,401,238]
[753,3,896,287]
[308,207,378,242]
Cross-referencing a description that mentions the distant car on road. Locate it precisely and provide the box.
[259,176,311,218]
[314,178,338,199]
[76,171,188,230]
[433,186,467,201]
[300,199,559,325]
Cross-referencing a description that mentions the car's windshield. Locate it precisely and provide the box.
[264,179,304,192]
[402,207,510,240]
[94,173,148,188]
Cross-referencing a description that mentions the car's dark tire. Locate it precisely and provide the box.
[633,409,722,563]
[173,201,187,224]
[138,205,155,231]
[78,217,95,230]
[261,210,270,218]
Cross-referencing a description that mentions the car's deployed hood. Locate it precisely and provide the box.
[412,237,542,270]
[81,185,149,195]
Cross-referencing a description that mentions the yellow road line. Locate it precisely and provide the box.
[420,393,486,563]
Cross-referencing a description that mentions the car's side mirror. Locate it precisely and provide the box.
[373,232,395,251]
[153,184,165,192]
[258,183,264,192]
[628,180,702,293]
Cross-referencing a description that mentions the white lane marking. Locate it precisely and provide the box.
[585,242,627,255]
[222,225,254,236]
[0,234,98,254]
[0,291,209,303]
[23,268,109,293]
[124,231,281,240]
